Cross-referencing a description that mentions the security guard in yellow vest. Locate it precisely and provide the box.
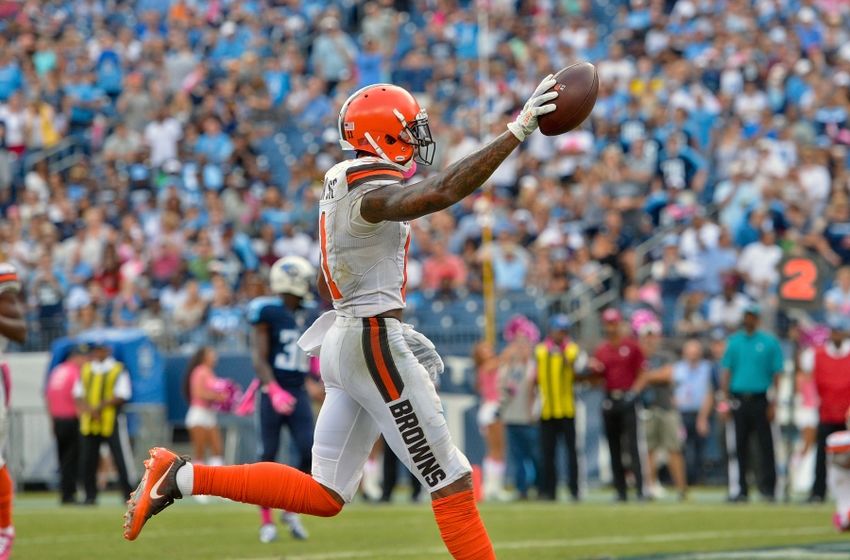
[72,342,133,504]
[535,315,587,500]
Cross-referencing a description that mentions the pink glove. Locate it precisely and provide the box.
[267,381,297,415]
[233,379,260,417]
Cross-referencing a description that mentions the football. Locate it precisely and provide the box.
[538,62,599,136]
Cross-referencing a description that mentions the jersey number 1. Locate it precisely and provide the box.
[274,329,309,372]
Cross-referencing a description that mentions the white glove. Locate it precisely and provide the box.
[507,74,559,141]
[402,324,444,382]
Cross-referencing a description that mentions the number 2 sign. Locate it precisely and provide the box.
[778,256,823,309]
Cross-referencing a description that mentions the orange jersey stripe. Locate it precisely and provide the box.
[347,168,403,187]
[368,317,401,401]
[828,444,850,454]
[401,232,411,302]
[0,274,18,284]
[319,213,343,299]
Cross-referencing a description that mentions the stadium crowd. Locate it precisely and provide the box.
[2,0,850,503]
[0,0,846,351]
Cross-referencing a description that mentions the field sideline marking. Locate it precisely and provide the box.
[228,526,836,560]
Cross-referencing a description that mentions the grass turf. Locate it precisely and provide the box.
[13,491,845,559]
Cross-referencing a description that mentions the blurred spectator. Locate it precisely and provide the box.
[473,341,507,501]
[423,241,466,294]
[672,339,714,486]
[651,240,699,333]
[381,446,421,503]
[73,343,133,504]
[30,254,65,343]
[45,345,88,505]
[738,229,783,300]
[720,305,784,502]
[634,312,687,500]
[534,315,586,501]
[489,229,530,292]
[173,280,207,337]
[102,121,143,163]
[500,316,540,501]
[707,275,751,331]
[143,107,183,168]
[825,267,850,326]
[590,308,646,502]
[310,17,356,92]
[801,317,850,503]
[183,346,227,468]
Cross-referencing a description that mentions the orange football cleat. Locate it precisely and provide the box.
[123,447,188,541]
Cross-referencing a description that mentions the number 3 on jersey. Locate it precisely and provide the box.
[274,329,309,372]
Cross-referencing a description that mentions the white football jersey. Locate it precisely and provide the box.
[318,157,411,318]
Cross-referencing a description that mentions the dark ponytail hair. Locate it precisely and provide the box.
[183,346,210,402]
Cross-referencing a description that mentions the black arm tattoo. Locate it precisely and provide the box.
[360,130,521,223]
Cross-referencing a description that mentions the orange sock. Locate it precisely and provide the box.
[0,466,12,528]
[432,490,495,560]
[192,462,341,517]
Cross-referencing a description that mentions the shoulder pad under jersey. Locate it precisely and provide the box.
[247,296,282,325]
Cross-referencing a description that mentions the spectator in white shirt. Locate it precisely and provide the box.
[144,107,183,168]
[707,275,751,331]
[737,228,783,299]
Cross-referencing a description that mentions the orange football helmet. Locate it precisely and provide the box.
[338,84,435,166]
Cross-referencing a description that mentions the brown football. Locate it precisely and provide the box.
[538,62,599,136]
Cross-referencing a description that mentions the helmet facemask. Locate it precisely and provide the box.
[395,108,435,166]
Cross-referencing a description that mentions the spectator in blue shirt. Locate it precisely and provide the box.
[310,17,357,91]
[491,231,530,292]
[452,12,478,60]
[64,70,106,133]
[195,117,233,164]
[672,339,714,485]
[356,38,386,89]
[264,57,290,107]
[720,304,784,502]
[0,50,23,102]
[95,34,123,100]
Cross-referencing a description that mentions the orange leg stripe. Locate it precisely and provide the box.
[319,213,343,299]
[368,317,401,401]
[0,274,18,283]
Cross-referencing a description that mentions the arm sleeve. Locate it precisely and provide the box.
[247,299,268,325]
[573,350,588,375]
[772,339,785,374]
[720,342,733,370]
[72,378,84,399]
[799,348,815,374]
[632,342,647,370]
[113,371,132,401]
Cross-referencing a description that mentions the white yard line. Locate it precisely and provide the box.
[228,525,835,560]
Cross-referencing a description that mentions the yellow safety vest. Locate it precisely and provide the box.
[79,361,123,437]
[536,341,579,420]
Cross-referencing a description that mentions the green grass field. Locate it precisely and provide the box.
[13,491,846,559]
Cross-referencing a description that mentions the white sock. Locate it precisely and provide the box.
[176,462,195,497]
[208,456,224,467]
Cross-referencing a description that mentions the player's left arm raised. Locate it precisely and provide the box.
[360,76,558,223]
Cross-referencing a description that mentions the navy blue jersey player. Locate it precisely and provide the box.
[248,256,319,544]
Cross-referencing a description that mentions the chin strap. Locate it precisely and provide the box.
[362,131,415,176]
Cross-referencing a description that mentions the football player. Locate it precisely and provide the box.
[124,77,557,560]
[0,261,27,560]
[247,256,317,544]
